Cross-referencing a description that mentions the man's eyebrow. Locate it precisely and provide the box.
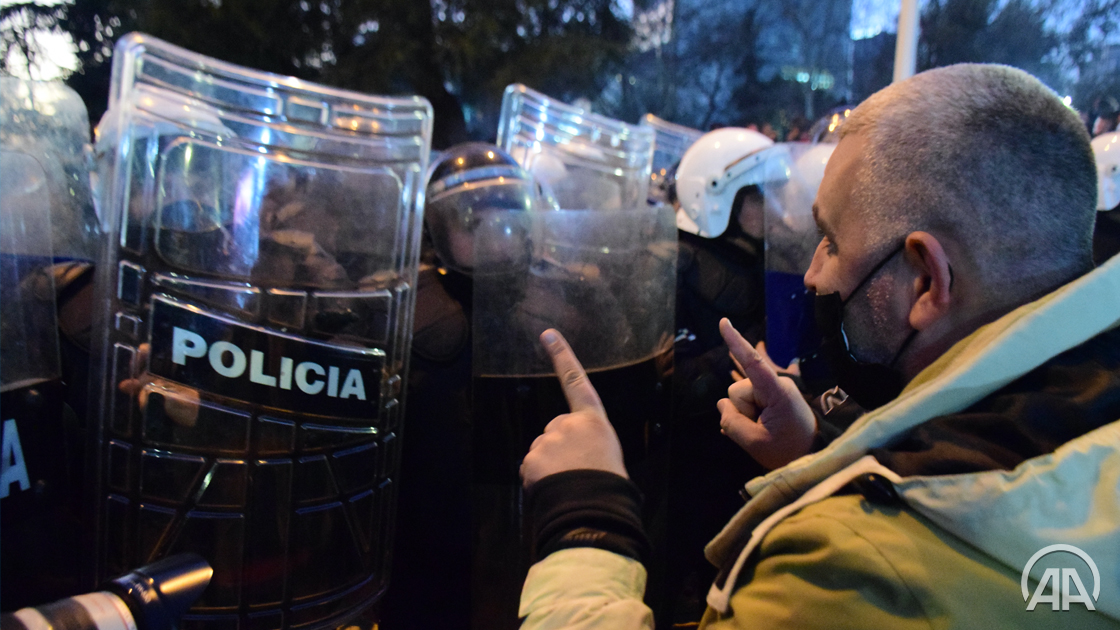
[812,204,836,240]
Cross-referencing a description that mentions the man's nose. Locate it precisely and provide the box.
[803,240,826,292]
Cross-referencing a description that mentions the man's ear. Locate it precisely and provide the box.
[903,231,952,331]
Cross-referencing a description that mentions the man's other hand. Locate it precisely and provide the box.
[717,318,817,470]
[520,329,629,489]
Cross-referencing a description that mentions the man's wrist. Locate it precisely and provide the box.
[528,469,650,564]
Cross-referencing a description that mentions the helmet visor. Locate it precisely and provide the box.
[426,176,538,273]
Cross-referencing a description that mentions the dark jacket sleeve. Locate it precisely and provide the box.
[528,470,650,565]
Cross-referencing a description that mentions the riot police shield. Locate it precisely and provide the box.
[89,33,432,630]
[640,114,703,205]
[1,78,99,263]
[497,85,655,211]
[1,79,97,609]
[761,143,835,369]
[470,204,677,629]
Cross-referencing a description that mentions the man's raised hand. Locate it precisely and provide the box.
[519,329,628,489]
[717,318,817,470]
[730,340,800,382]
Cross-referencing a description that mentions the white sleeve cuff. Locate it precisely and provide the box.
[519,547,653,630]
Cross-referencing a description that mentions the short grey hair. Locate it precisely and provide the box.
[840,64,1097,306]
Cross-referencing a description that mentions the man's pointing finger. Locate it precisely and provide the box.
[719,318,786,403]
[541,329,605,414]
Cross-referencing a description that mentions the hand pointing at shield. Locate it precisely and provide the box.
[717,318,817,470]
[520,329,629,489]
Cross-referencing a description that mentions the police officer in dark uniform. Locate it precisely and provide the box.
[381,143,547,630]
[662,128,779,623]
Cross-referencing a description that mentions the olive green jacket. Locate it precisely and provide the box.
[520,254,1120,629]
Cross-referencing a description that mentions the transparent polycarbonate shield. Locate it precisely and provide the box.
[91,33,432,630]
[0,78,98,263]
[473,205,677,376]
[0,151,60,392]
[640,114,703,204]
[1,147,89,610]
[469,205,676,629]
[762,143,832,367]
[497,85,655,210]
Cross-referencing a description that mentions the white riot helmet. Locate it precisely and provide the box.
[673,128,775,238]
[796,143,835,193]
[1092,131,1120,212]
[763,142,836,236]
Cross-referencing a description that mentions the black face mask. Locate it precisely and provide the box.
[813,242,918,410]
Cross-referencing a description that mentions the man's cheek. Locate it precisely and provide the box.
[818,261,848,296]
[865,276,896,329]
